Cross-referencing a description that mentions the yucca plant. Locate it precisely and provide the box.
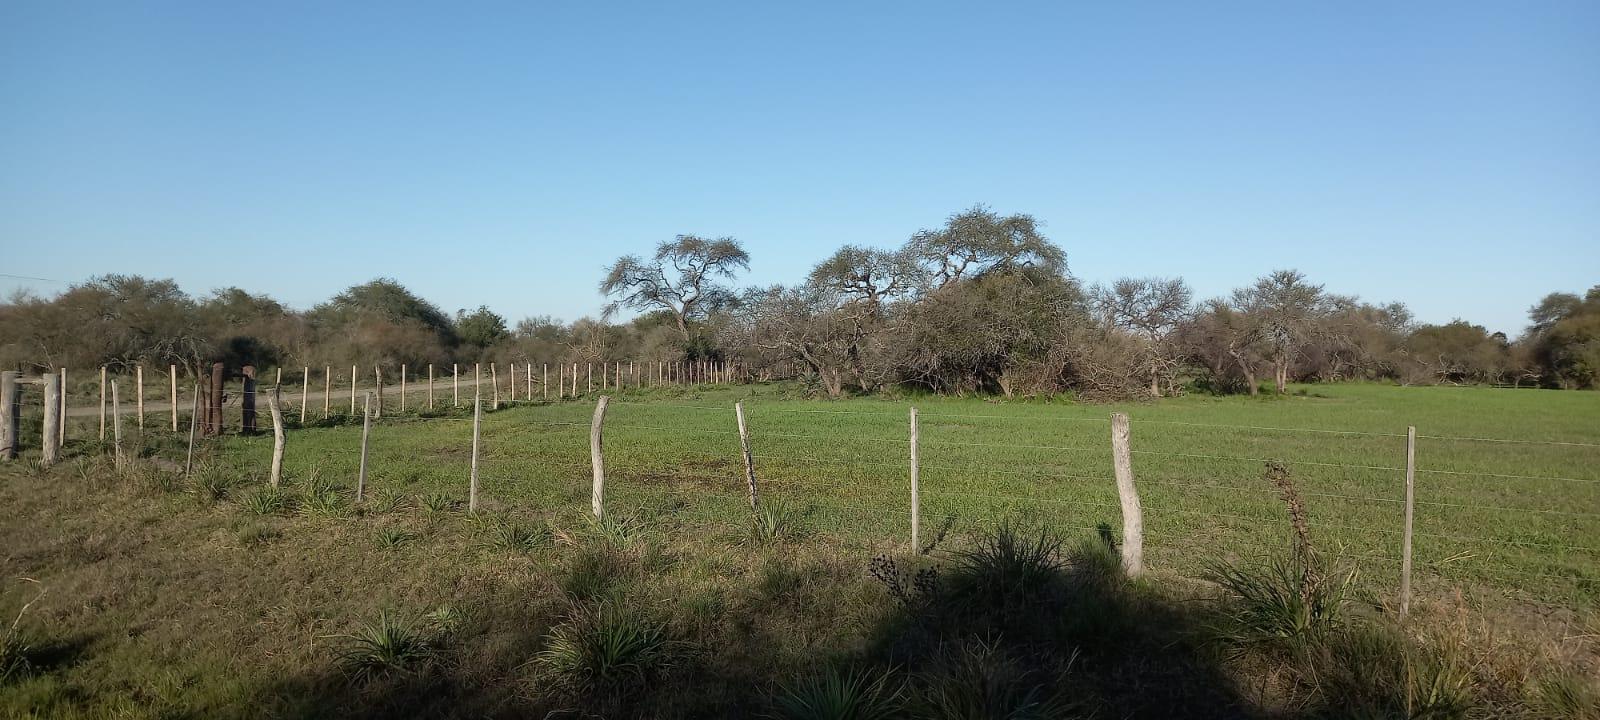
[331,611,434,685]
[536,603,673,690]
[241,486,290,515]
[188,464,235,504]
[773,667,903,720]
[297,471,347,517]
[376,528,415,550]
[749,499,801,544]
[366,488,410,514]
[915,640,1073,720]
[589,512,643,549]
[482,520,548,554]
[421,492,458,514]
[945,521,1064,612]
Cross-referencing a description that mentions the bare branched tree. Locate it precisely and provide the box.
[1093,277,1193,396]
[599,235,750,342]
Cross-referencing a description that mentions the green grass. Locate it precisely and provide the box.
[1,380,1596,717]
[192,381,1599,609]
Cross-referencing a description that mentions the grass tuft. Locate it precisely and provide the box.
[240,486,291,515]
[749,498,802,544]
[376,528,416,550]
[480,520,549,554]
[773,666,903,720]
[535,603,674,691]
[331,611,434,685]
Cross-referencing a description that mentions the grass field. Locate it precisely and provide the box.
[193,380,1599,608]
[2,381,1597,717]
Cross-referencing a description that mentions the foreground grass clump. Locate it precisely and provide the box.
[536,603,676,691]
[332,611,437,685]
[773,667,902,720]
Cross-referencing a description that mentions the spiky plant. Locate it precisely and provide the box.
[535,603,673,690]
[773,667,903,720]
[945,521,1065,612]
[241,486,290,515]
[188,464,235,504]
[297,471,347,517]
[331,611,434,685]
[915,640,1074,720]
[421,492,458,514]
[749,499,801,544]
[589,512,643,549]
[482,520,548,554]
[375,528,415,550]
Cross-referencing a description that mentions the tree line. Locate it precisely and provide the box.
[3,205,1596,397]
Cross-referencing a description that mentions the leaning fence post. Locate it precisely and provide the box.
[735,401,758,510]
[1110,412,1144,577]
[267,386,285,488]
[357,392,372,502]
[591,395,610,518]
[42,371,61,466]
[909,407,920,552]
[1400,425,1416,618]
[469,397,481,512]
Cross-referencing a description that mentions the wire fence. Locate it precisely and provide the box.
[4,367,1597,611]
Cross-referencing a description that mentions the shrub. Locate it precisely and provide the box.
[772,667,903,720]
[297,471,347,517]
[332,611,434,685]
[1316,623,1477,720]
[536,604,673,690]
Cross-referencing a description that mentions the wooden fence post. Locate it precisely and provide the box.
[301,366,309,424]
[185,382,199,477]
[509,362,516,400]
[453,364,460,407]
[350,364,358,415]
[1110,412,1144,577]
[736,401,758,510]
[323,366,331,419]
[111,380,123,468]
[469,397,481,512]
[1401,425,1416,618]
[587,363,593,394]
[59,368,67,445]
[242,366,257,434]
[99,365,107,440]
[169,365,179,431]
[491,363,499,409]
[136,365,144,430]
[400,364,407,412]
[543,363,548,400]
[42,372,61,466]
[428,364,435,410]
[526,363,532,401]
[0,372,17,460]
[357,392,372,502]
[590,395,610,518]
[374,366,384,418]
[268,386,285,488]
[909,407,920,552]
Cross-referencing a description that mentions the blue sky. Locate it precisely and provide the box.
[2,2,1596,335]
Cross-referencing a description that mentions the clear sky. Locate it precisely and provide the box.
[2,1,1596,335]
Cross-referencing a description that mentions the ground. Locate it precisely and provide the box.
[1,381,1596,718]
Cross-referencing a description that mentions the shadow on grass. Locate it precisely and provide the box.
[234,521,1291,720]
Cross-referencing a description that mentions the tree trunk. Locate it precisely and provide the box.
[1150,360,1161,398]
